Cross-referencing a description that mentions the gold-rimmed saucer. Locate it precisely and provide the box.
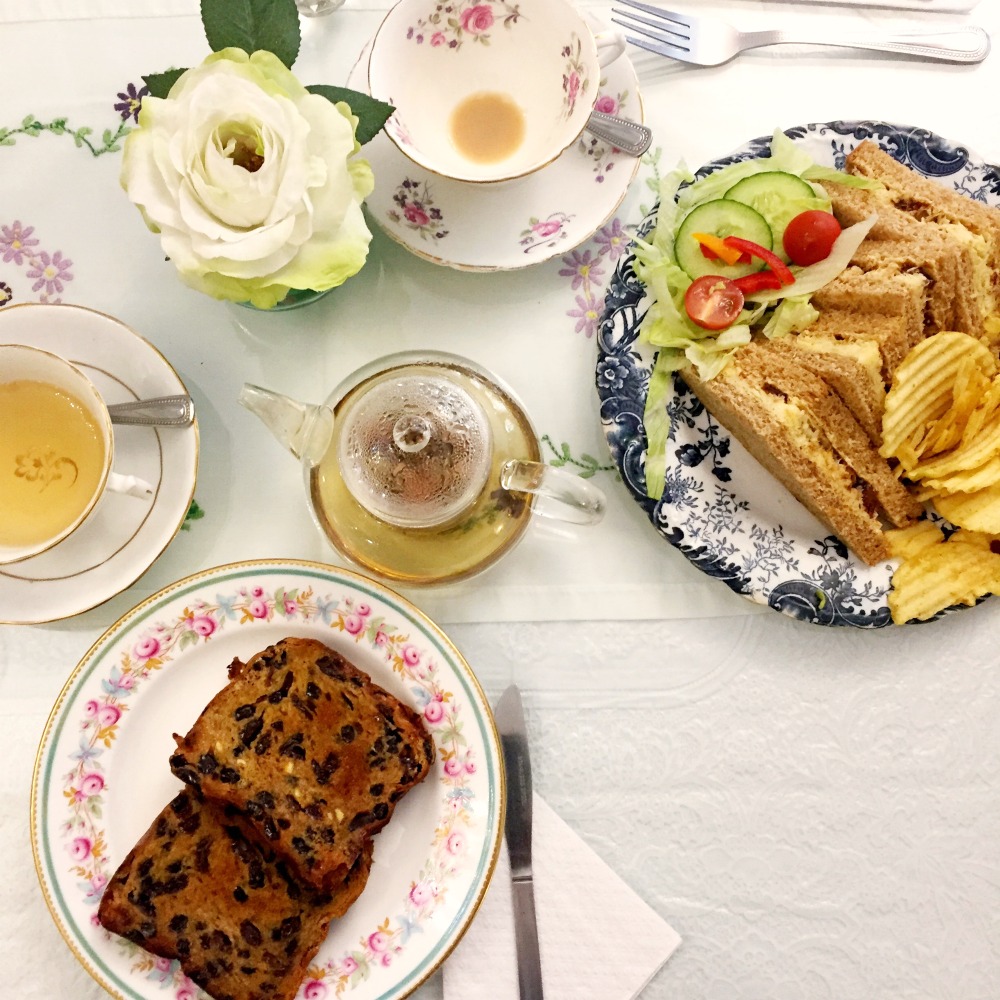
[348,36,645,272]
[0,303,199,624]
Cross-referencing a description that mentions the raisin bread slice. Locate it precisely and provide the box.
[97,790,372,1000]
[169,637,435,891]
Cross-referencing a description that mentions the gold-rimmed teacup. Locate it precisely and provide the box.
[0,344,152,564]
[367,0,625,184]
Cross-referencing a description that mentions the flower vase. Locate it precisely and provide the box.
[238,287,334,312]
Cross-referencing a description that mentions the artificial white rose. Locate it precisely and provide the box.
[121,47,374,309]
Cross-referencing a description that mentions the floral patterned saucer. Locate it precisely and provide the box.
[0,303,198,624]
[597,121,1000,628]
[31,560,503,1000]
[347,40,644,271]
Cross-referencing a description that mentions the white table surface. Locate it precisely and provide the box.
[3,1,1000,998]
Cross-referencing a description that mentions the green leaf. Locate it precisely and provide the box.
[306,85,394,146]
[201,0,301,69]
[143,68,188,99]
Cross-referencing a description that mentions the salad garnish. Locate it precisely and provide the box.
[634,128,881,499]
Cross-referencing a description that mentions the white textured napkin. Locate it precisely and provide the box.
[444,795,681,1000]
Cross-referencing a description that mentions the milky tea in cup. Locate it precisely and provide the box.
[0,344,114,563]
[368,0,625,184]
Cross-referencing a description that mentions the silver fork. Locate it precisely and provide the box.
[611,0,991,66]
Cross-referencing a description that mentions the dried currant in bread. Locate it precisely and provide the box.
[97,790,372,1000]
[169,636,435,891]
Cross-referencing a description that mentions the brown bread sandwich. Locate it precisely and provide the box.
[682,341,923,564]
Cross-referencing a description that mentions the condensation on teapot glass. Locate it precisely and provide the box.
[336,371,494,529]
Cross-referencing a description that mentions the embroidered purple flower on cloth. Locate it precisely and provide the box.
[559,219,631,337]
[558,248,605,290]
[26,250,73,296]
[1,221,75,303]
[567,293,602,338]
[0,221,39,265]
[593,218,629,262]
[114,82,149,124]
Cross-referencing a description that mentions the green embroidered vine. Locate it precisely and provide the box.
[181,499,205,531]
[638,145,664,219]
[541,434,615,479]
[0,115,132,157]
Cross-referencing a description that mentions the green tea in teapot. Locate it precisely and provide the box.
[309,359,539,586]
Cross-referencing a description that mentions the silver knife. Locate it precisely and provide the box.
[495,684,544,1000]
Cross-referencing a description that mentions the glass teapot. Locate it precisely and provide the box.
[239,351,605,586]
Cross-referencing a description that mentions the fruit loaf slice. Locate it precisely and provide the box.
[169,637,435,891]
[97,789,372,1000]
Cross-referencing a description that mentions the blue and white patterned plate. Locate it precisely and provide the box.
[596,121,1000,628]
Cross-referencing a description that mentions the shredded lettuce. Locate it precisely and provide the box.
[642,352,678,500]
[803,164,884,190]
[761,297,819,339]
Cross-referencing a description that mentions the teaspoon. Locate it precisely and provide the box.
[107,394,195,427]
[585,110,653,157]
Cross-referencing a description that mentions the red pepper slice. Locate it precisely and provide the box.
[722,236,796,286]
[732,271,784,295]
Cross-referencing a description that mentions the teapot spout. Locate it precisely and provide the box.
[239,383,333,466]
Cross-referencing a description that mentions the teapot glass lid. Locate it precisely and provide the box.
[336,368,494,529]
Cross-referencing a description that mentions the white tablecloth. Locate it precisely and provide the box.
[3,2,1000,998]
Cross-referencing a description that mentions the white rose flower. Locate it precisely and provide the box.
[121,47,374,309]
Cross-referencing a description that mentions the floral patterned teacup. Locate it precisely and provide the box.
[368,0,625,184]
[0,341,153,564]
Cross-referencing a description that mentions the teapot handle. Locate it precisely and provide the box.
[499,460,606,526]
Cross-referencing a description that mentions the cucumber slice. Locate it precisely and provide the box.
[725,170,816,207]
[725,171,825,261]
[674,199,772,280]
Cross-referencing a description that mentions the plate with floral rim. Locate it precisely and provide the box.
[30,559,504,1000]
[347,39,644,272]
[596,120,1000,628]
[0,302,199,624]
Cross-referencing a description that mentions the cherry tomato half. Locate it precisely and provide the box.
[782,210,842,267]
[684,275,745,331]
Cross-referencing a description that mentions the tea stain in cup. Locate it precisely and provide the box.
[449,91,526,165]
[0,379,105,548]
